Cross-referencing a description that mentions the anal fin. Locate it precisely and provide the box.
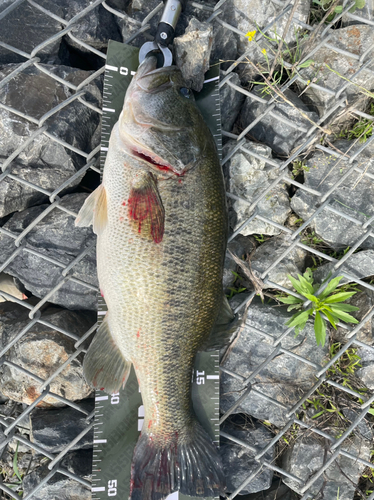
[83,315,131,394]
[200,295,240,351]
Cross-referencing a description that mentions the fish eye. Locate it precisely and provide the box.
[179,87,191,98]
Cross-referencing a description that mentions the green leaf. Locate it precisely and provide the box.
[297,59,314,69]
[303,293,319,303]
[287,303,303,312]
[355,0,366,8]
[319,276,343,299]
[311,410,325,419]
[329,307,360,324]
[288,275,308,296]
[323,291,356,303]
[294,320,308,336]
[298,274,314,294]
[278,295,303,304]
[13,442,22,482]
[314,312,326,346]
[322,309,337,329]
[303,268,314,284]
[286,309,313,328]
[334,5,343,13]
[328,303,359,312]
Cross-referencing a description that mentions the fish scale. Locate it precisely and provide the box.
[86,42,226,499]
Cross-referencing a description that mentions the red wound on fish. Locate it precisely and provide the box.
[128,173,165,244]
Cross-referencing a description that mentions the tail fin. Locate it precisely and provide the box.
[130,422,225,500]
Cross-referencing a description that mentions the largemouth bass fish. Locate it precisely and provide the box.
[76,56,237,500]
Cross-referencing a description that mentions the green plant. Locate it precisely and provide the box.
[226,286,247,300]
[339,102,374,144]
[13,442,22,483]
[306,387,345,420]
[328,342,362,388]
[291,160,310,178]
[254,234,266,244]
[226,271,247,299]
[277,268,360,346]
[301,230,325,248]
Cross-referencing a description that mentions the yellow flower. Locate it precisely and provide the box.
[262,48,267,55]
[245,30,256,41]
[307,79,311,85]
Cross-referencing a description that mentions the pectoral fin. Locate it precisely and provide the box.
[128,172,165,244]
[75,184,108,235]
[200,295,240,351]
[83,315,131,394]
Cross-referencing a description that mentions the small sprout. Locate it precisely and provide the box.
[254,234,266,244]
[13,442,22,483]
[277,268,360,346]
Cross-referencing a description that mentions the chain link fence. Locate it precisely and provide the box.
[0,0,374,498]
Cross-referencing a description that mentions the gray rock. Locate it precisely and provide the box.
[23,449,92,500]
[0,63,102,218]
[0,302,94,406]
[221,297,329,427]
[224,139,291,236]
[291,140,374,250]
[60,0,122,57]
[117,0,160,47]
[240,479,299,500]
[240,88,319,156]
[174,17,214,92]
[30,400,94,453]
[0,0,63,64]
[314,250,374,286]
[221,421,274,494]
[105,0,131,11]
[0,193,98,310]
[211,23,238,70]
[224,235,256,293]
[220,0,310,80]
[220,72,245,133]
[343,408,373,441]
[355,343,374,390]
[282,435,371,500]
[251,233,308,289]
[0,156,78,219]
[298,25,374,117]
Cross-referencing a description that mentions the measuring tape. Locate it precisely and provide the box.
[91,41,222,500]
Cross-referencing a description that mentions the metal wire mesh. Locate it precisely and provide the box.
[0,0,374,498]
